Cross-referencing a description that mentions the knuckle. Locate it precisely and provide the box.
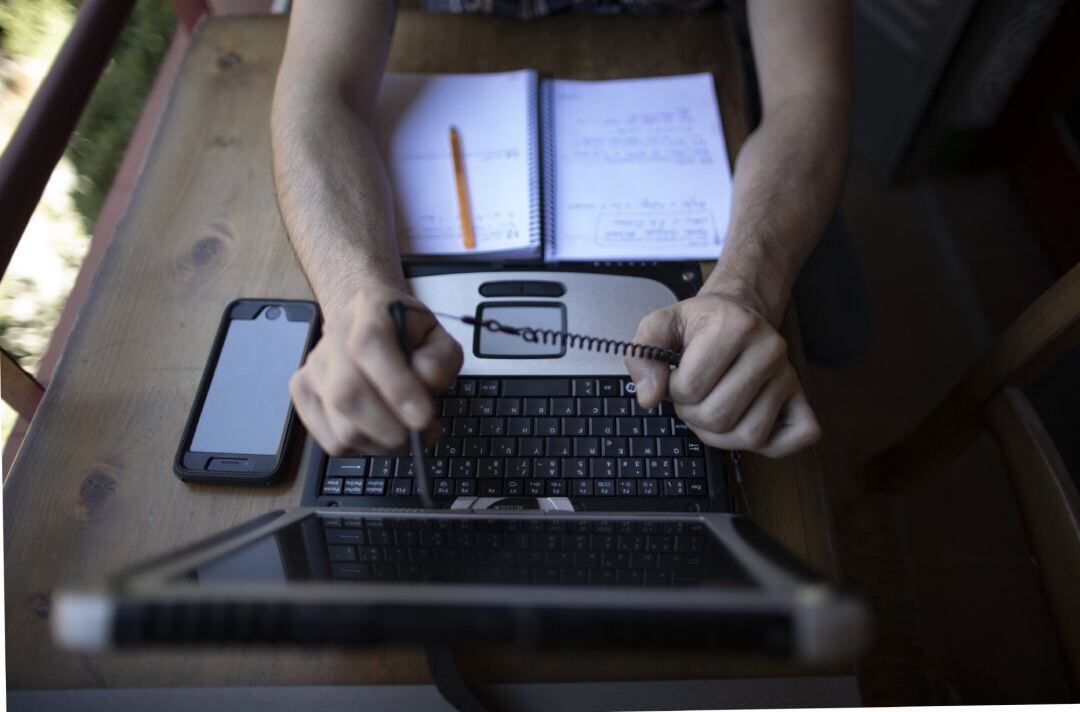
[704,406,738,433]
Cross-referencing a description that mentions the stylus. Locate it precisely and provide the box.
[388,301,435,509]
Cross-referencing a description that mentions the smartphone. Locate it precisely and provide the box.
[174,299,320,485]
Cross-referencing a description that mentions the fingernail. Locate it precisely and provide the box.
[402,399,429,426]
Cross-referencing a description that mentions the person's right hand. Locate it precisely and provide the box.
[289,285,463,456]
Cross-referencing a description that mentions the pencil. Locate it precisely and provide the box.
[449,125,476,250]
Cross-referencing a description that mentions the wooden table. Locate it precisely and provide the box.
[4,11,840,691]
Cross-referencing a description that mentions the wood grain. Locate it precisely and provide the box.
[4,12,838,689]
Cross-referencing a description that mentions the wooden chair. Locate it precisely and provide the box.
[863,260,1080,694]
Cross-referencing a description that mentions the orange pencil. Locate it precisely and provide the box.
[449,126,476,250]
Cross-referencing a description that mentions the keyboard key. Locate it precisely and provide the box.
[322,477,343,495]
[577,398,603,416]
[647,457,674,478]
[594,479,616,496]
[618,479,637,496]
[496,398,522,417]
[547,479,567,496]
[506,458,530,478]
[450,458,476,478]
[478,458,504,478]
[572,479,593,496]
[519,437,545,457]
[329,545,357,562]
[365,479,387,495]
[394,457,415,478]
[687,480,707,496]
[562,457,588,478]
[480,479,503,496]
[462,438,489,457]
[428,457,448,477]
[523,398,549,416]
[638,479,659,496]
[644,418,672,436]
[604,398,631,416]
[630,437,657,457]
[574,437,600,457]
[390,479,413,496]
[457,379,477,397]
[490,437,516,457]
[598,378,621,397]
[617,417,643,436]
[435,439,462,457]
[480,417,505,436]
[573,379,597,396]
[551,397,575,416]
[602,437,629,457]
[503,379,570,397]
[632,401,661,416]
[675,458,705,478]
[685,437,704,456]
[618,458,644,478]
[533,458,559,478]
[343,478,365,495]
[328,458,367,477]
[452,417,479,436]
[535,417,560,436]
[546,437,571,457]
[504,479,524,496]
[562,417,588,436]
[479,380,500,397]
[456,479,476,496]
[657,437,685,456]
[591,417,616,436]
[526,479,545,496]
[326,528,363,545]
[443,398,469,416]
[469,398,495,416]
[507,417,532,436]
[663,479,686,496]
[590,458,616,478]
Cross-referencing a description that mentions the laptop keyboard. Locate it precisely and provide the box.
[321,376,712,503]
[321,515,735,586]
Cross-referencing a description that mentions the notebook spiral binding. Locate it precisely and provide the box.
[539,77,556,258]
[398,303,682,367]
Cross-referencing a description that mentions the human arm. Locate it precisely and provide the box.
[272,0,462,454]
[627,0,852,457]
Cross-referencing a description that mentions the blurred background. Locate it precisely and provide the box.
[1,0,1077,705]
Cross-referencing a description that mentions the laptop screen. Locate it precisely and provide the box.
[180,513,755,590]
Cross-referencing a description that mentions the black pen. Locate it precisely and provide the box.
[387,301,435,509]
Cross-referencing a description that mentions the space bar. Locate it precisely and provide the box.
[502,379,571,397]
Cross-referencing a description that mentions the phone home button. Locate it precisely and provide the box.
[208,457,252,471]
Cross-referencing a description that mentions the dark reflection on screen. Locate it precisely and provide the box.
[186,515,754,589]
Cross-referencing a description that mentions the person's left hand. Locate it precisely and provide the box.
[624,291,821,458]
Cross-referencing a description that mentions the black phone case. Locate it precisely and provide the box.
[174,298,321,486]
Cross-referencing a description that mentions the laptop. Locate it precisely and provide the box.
[51,264,869,662]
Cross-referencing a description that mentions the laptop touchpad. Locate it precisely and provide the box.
[475,302,566,358]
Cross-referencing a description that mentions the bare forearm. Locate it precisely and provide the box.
[272,100,401,319]
[706,98,849,324]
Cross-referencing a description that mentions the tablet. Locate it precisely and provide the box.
[52,508,868,663]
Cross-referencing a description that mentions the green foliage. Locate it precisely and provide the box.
[0,0,76,60]
[66,0,177,231]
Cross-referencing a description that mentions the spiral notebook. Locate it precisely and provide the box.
[374,70,733,262]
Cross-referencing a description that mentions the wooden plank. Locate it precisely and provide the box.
[1,348,44,422]
[4,12,837,690]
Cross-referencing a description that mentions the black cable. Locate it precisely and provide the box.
[387,301,435,509]
[424,644,494,712]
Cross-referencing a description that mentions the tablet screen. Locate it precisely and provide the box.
[184,513,754,589]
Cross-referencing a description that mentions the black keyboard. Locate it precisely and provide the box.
[318,377,725,511]
[321,515,752,587]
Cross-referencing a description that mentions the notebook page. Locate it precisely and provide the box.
[375,71,538,257]
[547,73,732,261]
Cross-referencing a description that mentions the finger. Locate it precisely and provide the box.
[321,358,409,451]
[675,333,787,433]
[290,371,347,456]
[667,321,743,405]
[716,367,798,452]
[346,313,435,430]
[755,390,821,458]
[625,308,679,408]
[411,326,464,393]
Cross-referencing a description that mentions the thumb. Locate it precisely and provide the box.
[625,308,679,408]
